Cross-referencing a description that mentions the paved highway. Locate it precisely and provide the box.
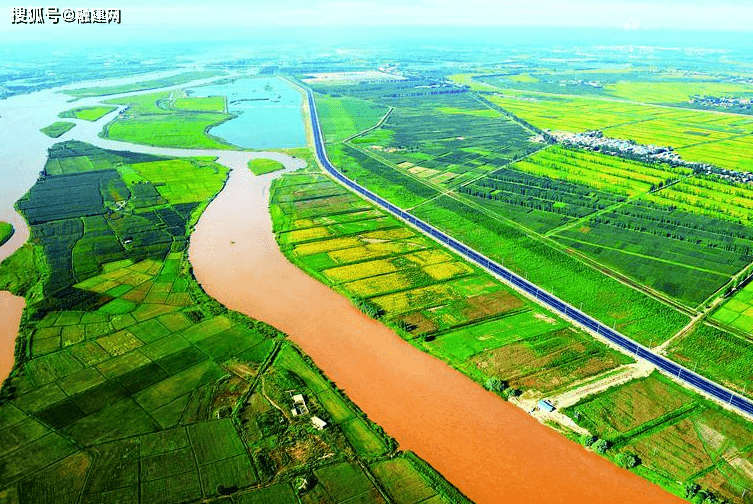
[304,87,753,419]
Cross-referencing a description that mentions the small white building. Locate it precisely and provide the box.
[311,416,327,430]
[290,392,309,416]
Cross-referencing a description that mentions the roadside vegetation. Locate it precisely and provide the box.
[40,121,75,138]
[0,140,470,504]
[59,105,117,121]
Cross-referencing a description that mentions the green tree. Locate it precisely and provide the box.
[615,452,640,469]
[484,377,508,393]
[593,438,610,454]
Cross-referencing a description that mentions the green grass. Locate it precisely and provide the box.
[102,90,233,149]
[40,122,75,138]
[172,96,225,112]
[712,280,753,333]
[371,457,439,504]
[0,222,13,246]
[105,113,232,149]
[315,93,388,142]
[564,370,753,500]
[564,372,697,441]
[248,158,285,175]
[59,106,117,121]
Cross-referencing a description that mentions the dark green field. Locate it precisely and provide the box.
[40,122,75,138]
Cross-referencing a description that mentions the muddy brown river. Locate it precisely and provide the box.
[189,162,684,504]
[0,78,683,503]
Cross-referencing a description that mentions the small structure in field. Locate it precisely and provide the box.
[538,399,556,413]
[290,392,309,416]
[311,416,327,430]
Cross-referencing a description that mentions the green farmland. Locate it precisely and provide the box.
[0,222,13,247]
[712,280,753,334]
[479,78,753,173]
[564,373,753,501]
[248,158,285,175]
[40,121,75,138]
[307,83,695,344]
[667,323,753,400]
[59,105,117,121]
[102,90,233,149]
[0,140,467,504]
[271,171,630,396]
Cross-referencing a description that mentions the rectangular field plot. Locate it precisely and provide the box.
[563,373,697,441]
[466,325,631,394]
[370,457,439,504]
[431,310,566,360]
[509,145,686,197]
[678,135,753,172]
[645,174,753,224]
[314,462,383,503]
[711,280,753,333]
[667,323,753,399]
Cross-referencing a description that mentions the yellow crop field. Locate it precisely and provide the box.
[327,241,426,264]
[294,237,362,256]
[403,249,453,266]
[323,259,398,283]
[344,272,413,297]
[361,228,416,241]
[424,262,473,281]
[371,284,458,314]
[280,226,332,245]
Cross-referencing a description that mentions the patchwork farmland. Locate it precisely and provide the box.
[0,140,465,504]
[271,171,631,396]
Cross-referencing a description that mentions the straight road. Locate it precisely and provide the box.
[303,87,753,419]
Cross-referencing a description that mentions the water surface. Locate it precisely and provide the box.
[189,76,307,149]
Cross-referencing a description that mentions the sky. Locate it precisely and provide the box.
[3,0,753,41]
